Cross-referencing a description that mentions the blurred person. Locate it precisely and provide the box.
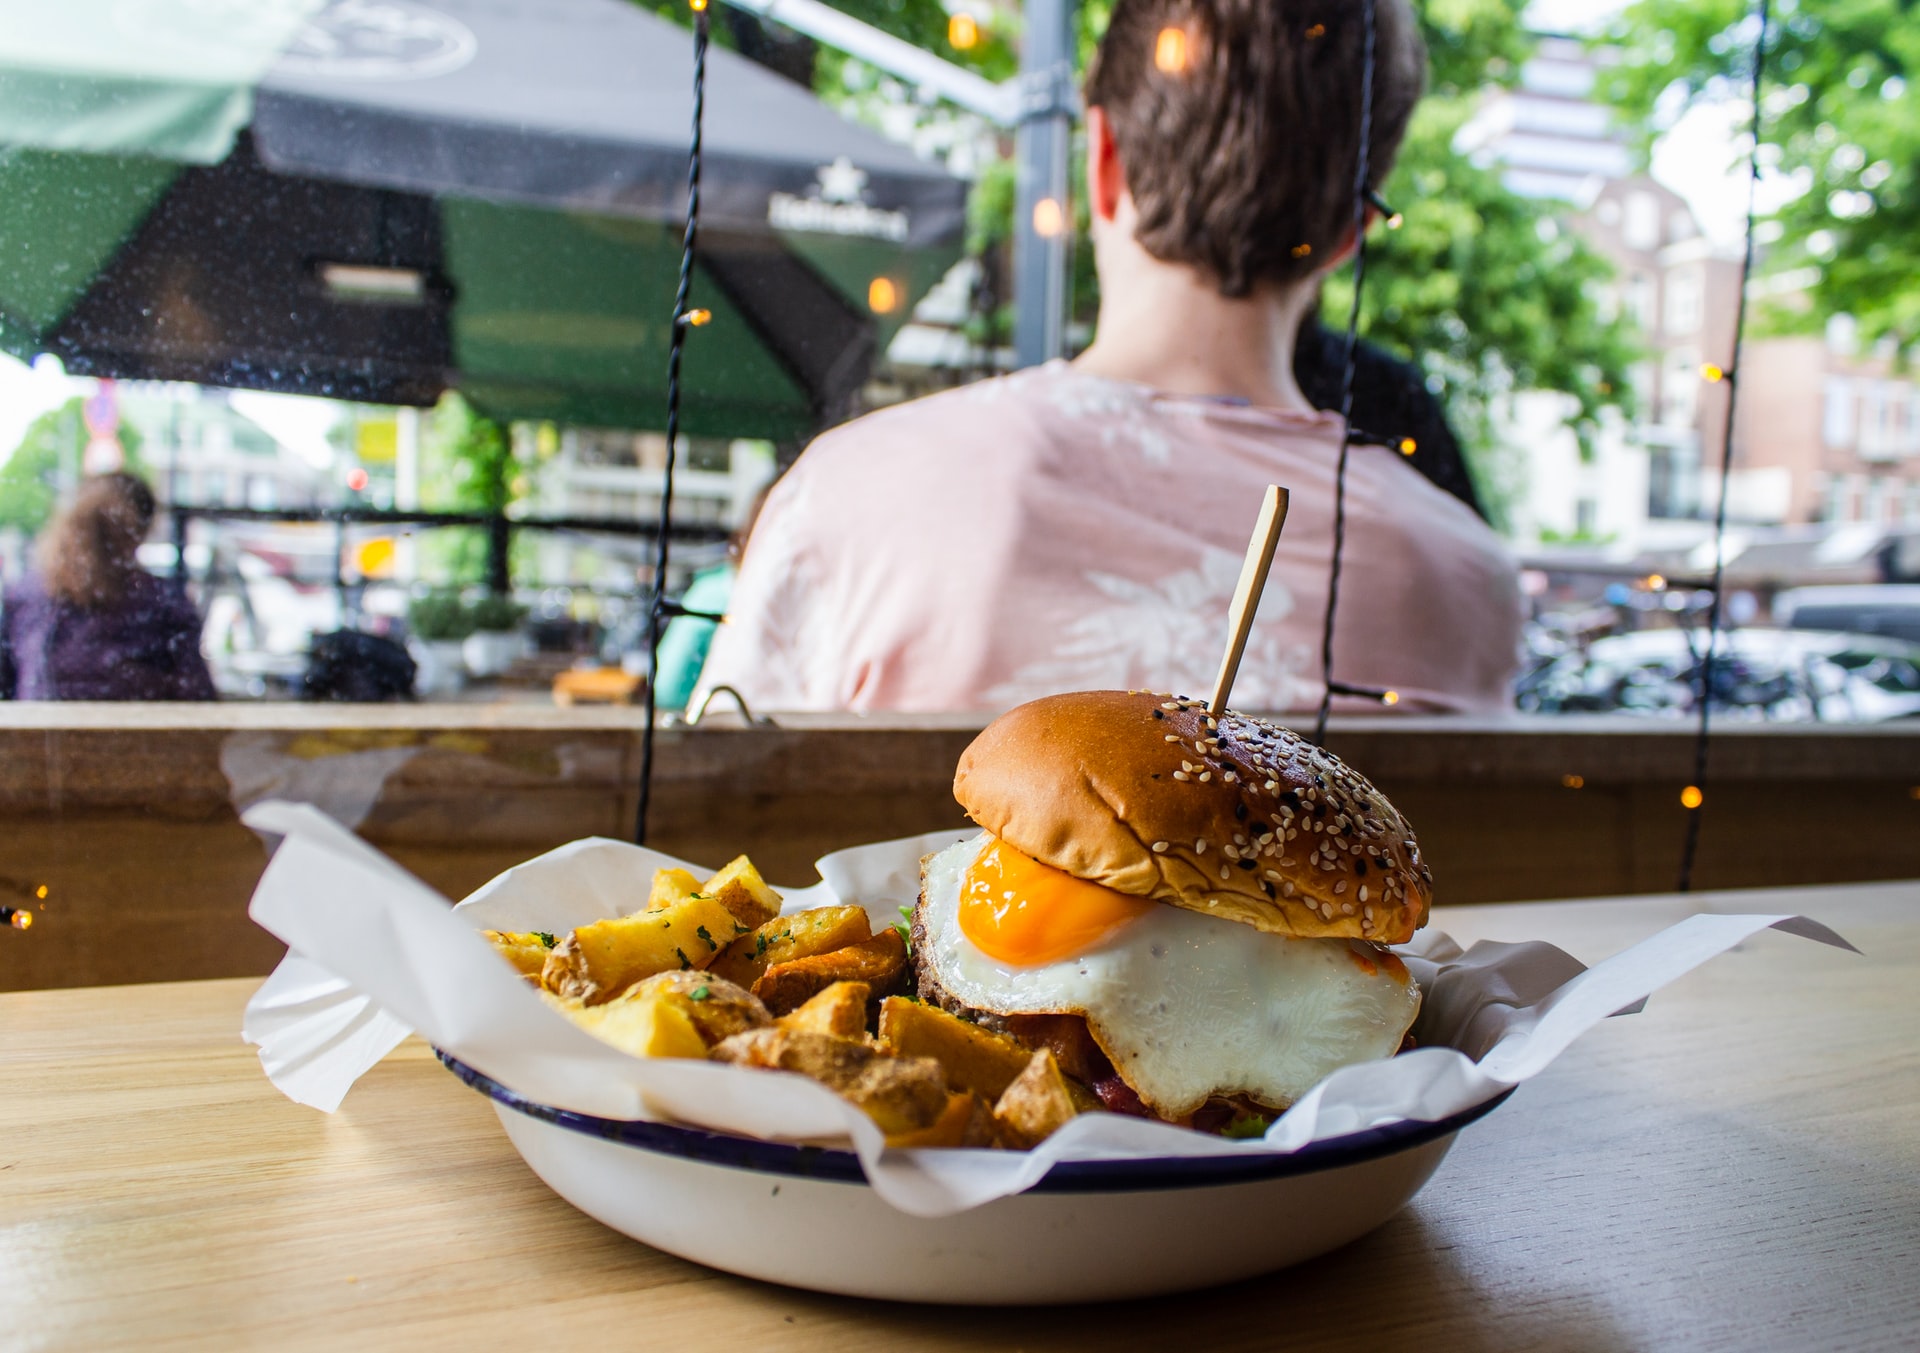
[0,472,217,700]
[696,0,1521,714]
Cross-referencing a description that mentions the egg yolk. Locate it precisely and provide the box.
[959,839,1156,967]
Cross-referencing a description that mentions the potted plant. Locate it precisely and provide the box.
[407,588,475,696]
[462,593,528,678]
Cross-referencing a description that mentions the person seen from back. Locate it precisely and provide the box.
[0,472,217,700]
[696,0,1522,715]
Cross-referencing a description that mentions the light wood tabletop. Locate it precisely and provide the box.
[3,880,1915,1352]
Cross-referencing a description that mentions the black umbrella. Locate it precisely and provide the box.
[0,0,968,440]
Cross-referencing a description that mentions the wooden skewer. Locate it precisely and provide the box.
[1209,485,1291,717]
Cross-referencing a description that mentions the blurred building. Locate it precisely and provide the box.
[1737,320,1920,528]
[119,384,330,513]
[1457,34,1918,580]
[523,428,775,589]
[1457,38,1743,554]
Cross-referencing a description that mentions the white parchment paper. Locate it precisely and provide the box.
[240,799,1855,1218]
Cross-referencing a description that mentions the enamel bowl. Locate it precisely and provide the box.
[439,1053,1510,1305]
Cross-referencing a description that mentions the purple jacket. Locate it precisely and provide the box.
[1,571,217,701]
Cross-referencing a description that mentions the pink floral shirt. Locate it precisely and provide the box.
[696,362,1522,715]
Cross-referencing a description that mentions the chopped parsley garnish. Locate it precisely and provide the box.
[690,985,711,1001]
[754,934,770,957]
[675,947,692,970]
[733,922,750,935]
[533,931,557,949]
[694,924,718,952]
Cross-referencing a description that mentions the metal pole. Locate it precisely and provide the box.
[1012,0,1075,368]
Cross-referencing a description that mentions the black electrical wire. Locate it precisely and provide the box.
[1677,0,1770,892]
[635,6,709,847]
[1312,0,1378,748]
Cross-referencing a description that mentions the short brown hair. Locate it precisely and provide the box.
[1085,0,1426,297]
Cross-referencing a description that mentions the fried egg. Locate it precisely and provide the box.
[921,834,1420,1118]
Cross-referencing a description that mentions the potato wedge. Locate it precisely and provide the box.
[542,893,746,1004]
[778,981,871,1038]
[482,929,559,980]
[877,997,1034,1103]
[646,867,702,910]
[699,855,783,929]
[710,905,872,989]
[993,1049,1100,1149]
[711,1027,947,1136]
[752,929,906,1016]
[562,985,709,1060]
[622,970,770,1047]
[885,1090,994,1149]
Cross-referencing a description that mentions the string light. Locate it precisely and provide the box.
[1562,774,1586,789]
[1032,197,1066,238]
[1154,26,1188,72]
[1644,573,1667,591]
[1700,363,1726,383]
[949,13,979,51]
[1306,23,1326,38]
[35,885,47,899]
[1291,242,1312,258]
[1312,0,1378,749]
[1398,437,1417,456]
[1677,0,1770,893]
[1381,690,1399,706]
[867,277,899,313]
[3,908,30,931]
[638,1,710,847]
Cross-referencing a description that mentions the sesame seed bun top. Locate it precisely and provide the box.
[952,690,1431,944]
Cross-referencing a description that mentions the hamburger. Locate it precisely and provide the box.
[912,689,1432,1126]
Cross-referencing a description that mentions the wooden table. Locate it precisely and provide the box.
[3,880,1915,1351]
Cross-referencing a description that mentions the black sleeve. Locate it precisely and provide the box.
[1293,318,1488,522]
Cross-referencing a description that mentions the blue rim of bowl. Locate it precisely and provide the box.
[436,1050,1514,1194]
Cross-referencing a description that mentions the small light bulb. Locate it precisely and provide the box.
[1700,363,1725,383]
[1644,574,1667,592]
[1681,785,1704,810]
[1386,212,1404,229]
[867,276,899,314]
[682,308,712,327]
[689,0,708,11]
[1154,27,1188,73]
[1562,774,1585,789]
[6,909,29,931]
[949,13,978,50]
[35,884,47,899]
[1032,197,1066,238]
[1398,437,1417,456]
[1381,690,1400,706]
[1291,242,1312,259]
[1306,23,1326,39]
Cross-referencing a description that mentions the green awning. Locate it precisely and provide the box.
[0,0,319,161]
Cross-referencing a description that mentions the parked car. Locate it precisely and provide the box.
[1774,585,1920,644]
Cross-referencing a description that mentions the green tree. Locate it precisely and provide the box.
[0,398,147,536]
[417,392,511,588]
[1597,0,1920,345]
